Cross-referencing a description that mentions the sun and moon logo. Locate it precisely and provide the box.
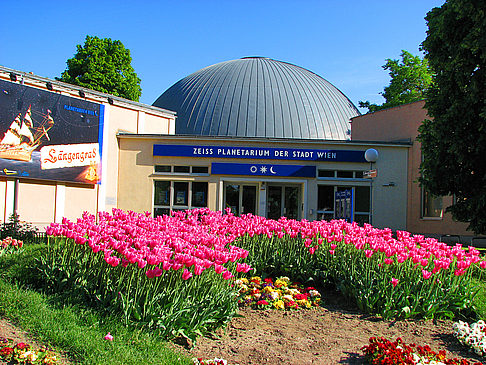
[250,165,277,174]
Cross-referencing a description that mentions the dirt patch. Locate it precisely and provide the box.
[177,294,486,365]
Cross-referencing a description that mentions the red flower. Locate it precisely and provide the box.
[256,300,269,306]
[15,342,28,350]
[0,346,14,356]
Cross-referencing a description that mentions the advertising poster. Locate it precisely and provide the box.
[335,189,354,222]
[0,79,104,184]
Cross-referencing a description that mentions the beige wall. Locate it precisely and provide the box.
[351,101,470,236]
[117,136,409,231]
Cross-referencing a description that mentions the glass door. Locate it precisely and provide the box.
[267,184,300,220]
[224,183,257,216]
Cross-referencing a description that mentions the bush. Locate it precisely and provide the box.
[0,213,39,243]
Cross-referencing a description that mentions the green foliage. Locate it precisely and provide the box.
[33,237,241,343]
[236,233,329,285]
[418,0,486,234]
[359,50,433,113]
[237,233,479,320]
[59,35,142,101]
[0,282,191,364]
[0,213,39,242]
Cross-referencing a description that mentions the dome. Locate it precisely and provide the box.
[153,57,359,140]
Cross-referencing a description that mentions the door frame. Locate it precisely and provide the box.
[218,178,308,219]
[266,183,302,220]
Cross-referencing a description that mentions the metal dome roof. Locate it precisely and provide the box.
[153,57,359,140]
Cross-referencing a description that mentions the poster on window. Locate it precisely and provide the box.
[0,79,104,184]
[335,189,353,222]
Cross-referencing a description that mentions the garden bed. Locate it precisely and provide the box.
[179,291,485,365]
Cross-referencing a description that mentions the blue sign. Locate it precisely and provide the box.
[211,163,316,177]
[335,189,354,222]
[153,144,366,162]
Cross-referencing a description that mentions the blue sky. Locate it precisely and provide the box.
[1,0,444,112]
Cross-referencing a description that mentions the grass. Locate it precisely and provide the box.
[0,245,193,365]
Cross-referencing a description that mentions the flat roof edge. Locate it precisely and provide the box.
[117,133,412,147]
[0,65,176,117]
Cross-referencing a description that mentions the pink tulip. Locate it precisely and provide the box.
[104,332,113,341]
[182,268,192,280]
[390,278,398,287]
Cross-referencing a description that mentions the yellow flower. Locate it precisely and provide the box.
[274,279,289,287]
[250,276,261,282]
[273,300,285,310]
[244,295,253,301]
[282,294,294,303]
[262,286,274,293]
[297,299,311,308]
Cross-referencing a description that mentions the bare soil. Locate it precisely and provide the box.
[176,292,486,365]
[1,291,485,365]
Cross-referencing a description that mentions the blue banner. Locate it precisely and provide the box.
[211,163,316,177]
[153,144,366,162]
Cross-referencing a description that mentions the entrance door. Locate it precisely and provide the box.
[267,185,300,220]
[224,183,257,215]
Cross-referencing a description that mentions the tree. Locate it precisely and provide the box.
[359,50,433,113]
[59,35,141,101]
[418,0,486,234]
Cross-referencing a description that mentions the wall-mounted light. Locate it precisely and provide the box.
[46,82,53,91]
[9,73,17,82]
[79,90,86,98]
[107,97,114,105]
[382,182,396,187]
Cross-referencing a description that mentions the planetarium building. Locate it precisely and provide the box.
[0,58,410,232]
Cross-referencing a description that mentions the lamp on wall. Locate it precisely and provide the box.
[79,90,86,98]
[364,148,379,226]
[9,73,17,82]
[46,82,53,91]
[107,97,114,105]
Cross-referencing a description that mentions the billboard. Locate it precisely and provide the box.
[0,79,104,184]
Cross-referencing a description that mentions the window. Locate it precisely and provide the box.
[192,182,208,207]
[318,170,335,178]
[337,171,353,178]
[154,165,209,175]
[317,170,367,179]
[192,166,209,174]
[155,165,171,173]
[422,189,443,218]
[317,185,370,224]
[153,181,208,217]
[173,166,190,173]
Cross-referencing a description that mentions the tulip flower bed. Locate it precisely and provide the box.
[0,336,59,364]
[0,237,23,256]
[235,276,321,310]
[361,336,483,365]
[453,320,486,357]
[38,208,486,342]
